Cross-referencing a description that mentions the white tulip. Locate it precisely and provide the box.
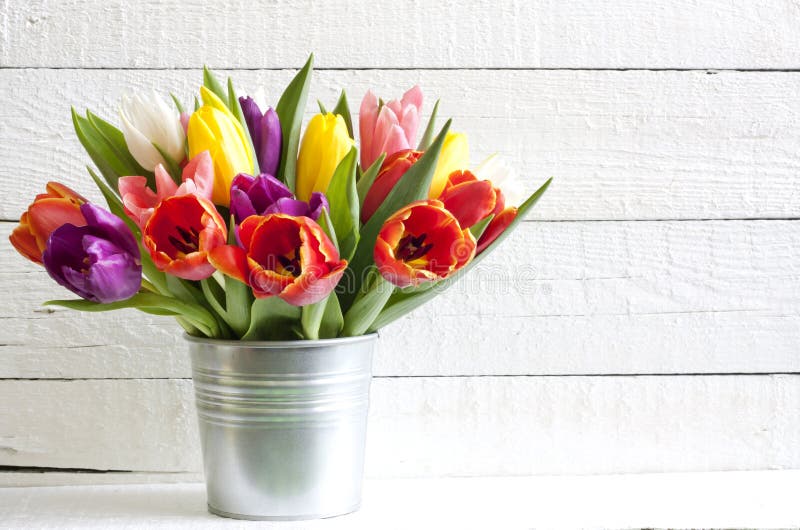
[119,91,185,171]
[473,154,526,206]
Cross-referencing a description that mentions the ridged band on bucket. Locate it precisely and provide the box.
[186,334,377,521]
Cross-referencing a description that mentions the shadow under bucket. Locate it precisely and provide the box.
[185,333,377,521]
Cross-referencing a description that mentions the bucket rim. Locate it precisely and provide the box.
[183,332,378,349]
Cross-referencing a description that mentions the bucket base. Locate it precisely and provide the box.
[207,503,362,521]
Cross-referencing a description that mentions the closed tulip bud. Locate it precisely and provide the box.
[119,91,186,171]
[187,87,254,206]
[429,132,469,198]
[361,149,423,223]
[359,86,423,169]
[296,113,354,201]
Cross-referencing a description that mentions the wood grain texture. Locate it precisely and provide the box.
[4,1,800,69]
[3,69,800,221]
[3,219,798,378]
[0,375,797,477]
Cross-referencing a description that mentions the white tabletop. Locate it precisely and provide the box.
[1,470,798,529]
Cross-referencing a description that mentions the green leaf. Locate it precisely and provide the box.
[86,111,151,181]
[341,120,452,311]
[193,97,200,111]
[332,90,354,139]
[325,147,360,260]
[227,77,260,174]
[275,54,314,191]
[166,275,232,338]
[369,178,553,331]
[86,166,139,238]
[319,294,344,338]
[469,214,494,239]
[202,66,228,106]
[45,293,221,338]
[417,99,440,150]
[341,273,393,336]
[72,109,144,191]
[152,142,183,185]
[170,93,185,114]
[317,100,328,114]
[356,153,385,207]
[222,218,253,337]
[318,206,339,251]
[242,297,302,340]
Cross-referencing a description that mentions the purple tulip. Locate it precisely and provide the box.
[230,173,329,224]
[239,96,282,178]
[42,203,142,303]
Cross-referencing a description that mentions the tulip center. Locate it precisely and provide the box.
[276,246,302,277]
[168,225,200,256]
[396,233,433,263]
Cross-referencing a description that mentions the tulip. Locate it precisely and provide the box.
[119,91,186,171]
[360,149,422,223]
[296,113,354,201]
[476,206,517,254]
[230,173,327,224]
[118,151,215,229]
[437,170,499,229]
[187,87,254,206]
[429,132,469,198]
[473,154,525,206]
[359,86,423,169]
[239,96,282,178]
[209,214,347,306]
[143,194,227,280]
[374,199,475,288]
[9,182,87,264]
[42,203,142,303]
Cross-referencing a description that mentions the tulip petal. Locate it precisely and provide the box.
[208,245,250,284]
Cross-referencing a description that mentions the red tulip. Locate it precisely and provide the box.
[143,195,227,280]
[374,199,475,288]
[476,206,517,254]
[437,170,498,229]
[360,149,422,223]
[9,182,87,264]
[208,214,347,306]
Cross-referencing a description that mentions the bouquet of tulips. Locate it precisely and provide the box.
[9,55,550,340]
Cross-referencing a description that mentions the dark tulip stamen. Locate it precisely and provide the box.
[396,233,432,262]
[170,225,201,255]
[277,246,302,277]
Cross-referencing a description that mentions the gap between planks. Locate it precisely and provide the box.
[5,66,800,73]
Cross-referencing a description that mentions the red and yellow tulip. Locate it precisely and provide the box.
[437,170,501,229]
[360,149,422,223]
[476,206,517,254]
[143,194,227,280]
[208,214,347,306]
[9,182,87,264]
[374,199,475,288]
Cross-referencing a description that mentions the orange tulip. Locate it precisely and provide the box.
[476,206,517,254]
[9,182,87,264]
[143,195,227,280]
[437,170,499,229]
[360,149,422,223]
[374,199,475,288]
[208,214,347,306]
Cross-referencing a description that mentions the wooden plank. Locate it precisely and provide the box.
[2,473,800,527]
[0,221,800,378]
[2,219,798,378]
[2,69,800,221]
[0,375,797,476]
[4,1,800,69]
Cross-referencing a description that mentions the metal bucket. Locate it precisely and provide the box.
[185,333,377,521]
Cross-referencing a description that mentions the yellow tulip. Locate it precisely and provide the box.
[296,113,354,201]
[429,132,469,198]
[187,87,254,206]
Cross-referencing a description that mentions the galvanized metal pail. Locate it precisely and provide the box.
[185,334,377,521]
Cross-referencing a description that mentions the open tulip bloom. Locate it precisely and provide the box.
[9,55,551,340]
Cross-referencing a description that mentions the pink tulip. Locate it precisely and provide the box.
[118,150,215,229]
[359,85,422,169]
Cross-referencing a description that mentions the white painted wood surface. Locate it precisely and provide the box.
[5,1,800,69]
[1,0,798,487]
[3,69,800,221]
[3,471,800,529]
[1,375,798,476]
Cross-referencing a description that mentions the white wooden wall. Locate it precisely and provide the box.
[1,0,799,486]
